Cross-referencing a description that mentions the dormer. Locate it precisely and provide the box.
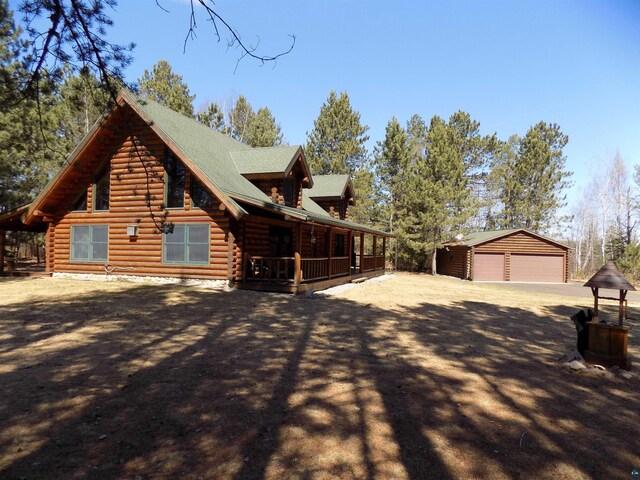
[303,174,356,220]
[231,146,312,208]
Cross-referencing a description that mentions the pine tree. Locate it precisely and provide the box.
[246,107,283,147]
[375,117,411,204]
[196,101,226,132]
[0,0,24,107]
[394,115,473,272]
[494,122,572,231]
[226,95,255,143]
[55,69,111,150]
[0,2,63,212]
[349,163,380,227]
[373,117,411,264]
[138,60,195,118]
[304,90,369,175]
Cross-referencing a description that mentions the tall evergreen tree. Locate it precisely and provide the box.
[55,69,111,150]
[406,114,427,160]
[226,95,255,143]
[447,111,499,229]
[0,0,24,106]
[394,115,475,271]
[304,90,369,175]
[0,1,62,212]
[349,163,381,227]
[196,101,226,132]
[246,107,283,147]
[494,122,572,231]
[138,60,195,118]
[374,117,411,232]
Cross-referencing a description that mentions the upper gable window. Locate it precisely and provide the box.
[283,178,294,207]
[190,177,214,210]
[165,150,185,208]
[71,190,87,212]
[93,165,110,211]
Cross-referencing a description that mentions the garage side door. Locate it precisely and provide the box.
[510,254,563,282]
[473,253,505,281]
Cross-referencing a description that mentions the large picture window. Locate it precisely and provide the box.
[71,225,108,262]
[165,150,185,208]
[163,224,209,264]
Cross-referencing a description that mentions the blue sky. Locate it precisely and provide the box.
[11,0,640,201]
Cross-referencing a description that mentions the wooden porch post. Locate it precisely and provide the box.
[294,223,302,287]
[327,227,333,279]
[241,222,247,282]
[383,236,387,271]
[226,230,235,285]
[347,230,352,275]
[372,235,378,270]
[359,232,365,273]
[0,229,4,274]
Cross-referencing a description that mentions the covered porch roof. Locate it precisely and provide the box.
[0,204,48,232]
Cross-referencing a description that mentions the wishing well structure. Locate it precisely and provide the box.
[583,260,634,370]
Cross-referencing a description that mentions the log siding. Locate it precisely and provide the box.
[438,230,569,282]
[50,117,234,280]
[436,246,469,279]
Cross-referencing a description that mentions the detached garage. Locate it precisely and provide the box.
[436,229,570,283]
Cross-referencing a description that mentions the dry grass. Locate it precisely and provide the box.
[0,273,638,480]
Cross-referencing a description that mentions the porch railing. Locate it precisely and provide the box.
[247,256,295,280]
[301,257,328,282]
[331,256,350,277]
[246,253,385,283]
[361,255,376,272]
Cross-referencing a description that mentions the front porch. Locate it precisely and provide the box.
[238,221,388,294]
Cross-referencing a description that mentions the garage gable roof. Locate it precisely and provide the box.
[449,229,570,249]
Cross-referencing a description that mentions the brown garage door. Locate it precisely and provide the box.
[474,253,505,281]
[510,254,564,282]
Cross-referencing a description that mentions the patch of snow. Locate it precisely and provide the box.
[52,272,230,290]
[568,360,587,371]
[314,273,395,297]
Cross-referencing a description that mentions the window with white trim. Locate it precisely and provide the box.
[163,224,210,264]
[71,225,108,262]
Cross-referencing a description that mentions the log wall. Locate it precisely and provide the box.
[312,199,346,219]
[50,114,233,279]
[436,246,469,279]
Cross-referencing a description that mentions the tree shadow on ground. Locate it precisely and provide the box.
[0,279,638,479]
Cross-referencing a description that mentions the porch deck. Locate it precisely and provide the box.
[239,254,387,294]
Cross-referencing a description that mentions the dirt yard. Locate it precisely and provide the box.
[0,273,638,480]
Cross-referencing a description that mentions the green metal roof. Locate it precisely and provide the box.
[231,192,391,236]
[460,229,520,246]
[129,93,263,203]
[230,146,301,175]
[448,229,569,248]
[301,191,331,217]
[124,92,389,235]
[305,174,351,198]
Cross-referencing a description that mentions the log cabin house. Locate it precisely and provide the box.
[436,229,570,283]
[0,90,390,293]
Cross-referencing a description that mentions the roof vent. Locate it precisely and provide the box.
[455,233,464,241]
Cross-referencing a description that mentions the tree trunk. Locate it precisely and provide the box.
[431,248,437,275]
